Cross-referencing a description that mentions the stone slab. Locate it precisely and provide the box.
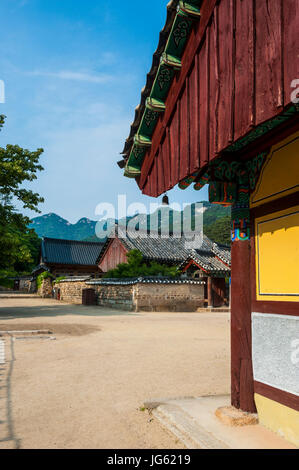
[146,395,296,449]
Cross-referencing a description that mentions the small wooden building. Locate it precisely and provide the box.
[119,0,299,445]
[181,238,230,307]
[33,237,104,278]
[97,231,230,307]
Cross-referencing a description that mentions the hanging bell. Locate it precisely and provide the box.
[162,193,169,205]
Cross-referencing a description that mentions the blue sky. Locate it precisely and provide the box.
[0,0,208,223]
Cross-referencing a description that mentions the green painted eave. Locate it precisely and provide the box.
[179,1,202,18]
[121,0,202,177]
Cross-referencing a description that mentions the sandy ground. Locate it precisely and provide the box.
[0,296,230,449]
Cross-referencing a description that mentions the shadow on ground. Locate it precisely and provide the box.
[0,303,140,321]
[0,338,21,449]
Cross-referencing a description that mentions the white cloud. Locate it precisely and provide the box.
[26,70,114,84]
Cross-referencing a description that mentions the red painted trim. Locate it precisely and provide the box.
[182,259,210,274]
[181,259,196,273]
[251,191,299,219]
[214,255,231,269]
[251,302,299,316]
[254,381,299,412]
[232,117,299,165]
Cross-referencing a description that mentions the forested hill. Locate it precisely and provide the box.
[28,213,98,241]
[29,202,231,246]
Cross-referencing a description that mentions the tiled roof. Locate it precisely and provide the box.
[181,236,231,275]
[87,277,205,286]
[120,230,191,263]
[212,243,231,267]
[97,229,231,275]
[31,264,50,275]
[184,251,230,275]
[41,238,104,266]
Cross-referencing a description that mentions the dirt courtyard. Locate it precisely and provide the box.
[0,296,230,449]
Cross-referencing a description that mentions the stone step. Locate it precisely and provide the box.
[197,307,230,313]
[152,403,229,449]
[145,396,295,449]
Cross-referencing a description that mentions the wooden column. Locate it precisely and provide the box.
[213,278,226,307]
[231,239,256,412]
[207,276,213,307]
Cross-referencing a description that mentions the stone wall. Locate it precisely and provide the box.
[19,278,32,292]
[56,278,205,312]
[29,279,37,293]
[57,279,90,304]
[134,283,205,312]
[38,277,53,298]
[96,284,134,311]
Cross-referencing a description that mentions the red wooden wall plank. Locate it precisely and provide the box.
[283,0,299,106]
[144,166,152,197]
[139,0,219,190]
[145,159,154,197]
[99,238,129,273]
[151,154,158,198]
[217,0,234,150]
[157,144,165,196]
[169,103,180,187]
[255,0,283,124]
[163,128,172,191]
[208,9,219,161]
[138,0,296,198]
[199,32,209,166]
[160,133,170,193]
[234,0,255,139]
[179,80,190,181]
[188,54,200,173]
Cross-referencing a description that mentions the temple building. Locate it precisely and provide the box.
[180,238,230,307]
[97,230,230,308]
[33,237,104,278]
[118,0,299,446]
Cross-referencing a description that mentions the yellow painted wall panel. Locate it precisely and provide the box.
[251,131,299,207]
[255,206,299,301]
[255,394,299,447]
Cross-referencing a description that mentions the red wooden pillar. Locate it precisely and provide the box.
[207,276,213,307]
[230,239,256,412]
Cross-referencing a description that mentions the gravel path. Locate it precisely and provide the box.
[0,297,230,449]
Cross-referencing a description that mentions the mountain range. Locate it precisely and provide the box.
[28,213,102,241]
[28,202,231,245]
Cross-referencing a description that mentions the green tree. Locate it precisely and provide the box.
[204,215,231,246]
[104,249,179,279]
[0,114,5,130]
[0,116,44,274]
